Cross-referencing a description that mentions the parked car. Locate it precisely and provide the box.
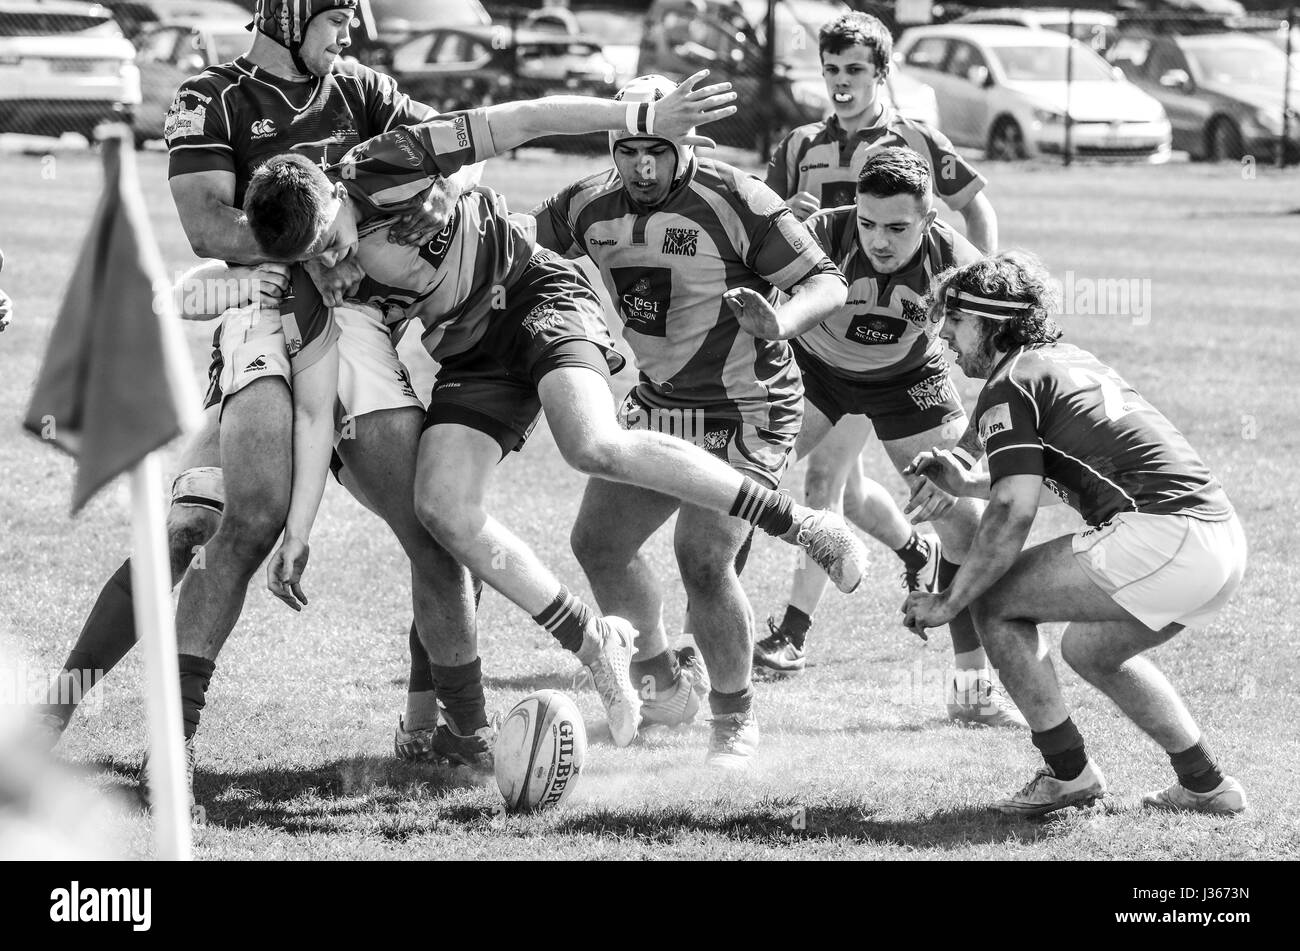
[389,25,618,150]
[571,5,644,87]
[0,0,140,138]
[97,0,248,41]
[131,18,247,144]
[1107,30,1299,161]
[954,7,1119,53]
[895,25,1171,161]
[639,0,939,150]
[367,0,489,44]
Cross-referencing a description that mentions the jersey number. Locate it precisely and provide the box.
[1069,367,1133,422]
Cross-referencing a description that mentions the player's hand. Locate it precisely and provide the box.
[904,475,958,523]
[901,591,955,641]
[0,288,12,333]
[723,287,783,339]
[785,191,819,221]
[388,178,456,246]
[304,249,364,308]
[249,263,291,311]
[904,448,976,497]
[267,535,311,612]
[656,70,738,148]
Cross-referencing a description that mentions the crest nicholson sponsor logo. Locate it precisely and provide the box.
[844,312,907,346]
[611,266,671,338]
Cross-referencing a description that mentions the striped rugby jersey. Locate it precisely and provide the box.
[799,207,978,381]
[765,107,985,213]
[976,343,1233,526]
[291,110,570,362]
[534,158,843,432]
[166,56,435,216]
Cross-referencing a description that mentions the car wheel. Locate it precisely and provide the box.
[1206,117,1245,162]
[987,117,1028,161]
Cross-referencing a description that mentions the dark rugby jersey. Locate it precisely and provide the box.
[975,342,1233,526]
[765,107,985,213]
[534,159,843,435]
[801,207,978,381]
[165,56,435,211]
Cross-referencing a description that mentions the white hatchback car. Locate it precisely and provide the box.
[0,0,140,138]
[895,24,1171,162]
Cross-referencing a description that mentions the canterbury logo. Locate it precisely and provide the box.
[244,355,269,372]
[251,119,277,136]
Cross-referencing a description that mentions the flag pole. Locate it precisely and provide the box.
[130,450,192,861]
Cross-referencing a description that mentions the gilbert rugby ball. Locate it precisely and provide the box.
[495,690,587,812]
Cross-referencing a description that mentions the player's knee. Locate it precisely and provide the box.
[676,543,736,595]
[570,517,614,573]
[414,487,473,550]
[166,510,219,579]
[969,594,1005,643]
[216,507,284,566]
[559,436,624,481]
[802,464,841,508]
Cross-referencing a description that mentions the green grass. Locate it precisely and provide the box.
[2,146,1298,859]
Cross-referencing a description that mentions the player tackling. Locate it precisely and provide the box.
[903,252,1248,815]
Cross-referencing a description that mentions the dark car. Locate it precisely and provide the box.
[388,24,618,150]
[1107,30,1299,160]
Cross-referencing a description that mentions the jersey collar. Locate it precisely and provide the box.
[826,102,893,143]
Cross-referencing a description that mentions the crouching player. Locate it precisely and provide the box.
[903,252,1248,815]
[244,75,866,749]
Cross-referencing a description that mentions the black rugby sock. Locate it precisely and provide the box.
[708,685,754,717]
[730,479,795,538]
[1032,717,1088,781]
[938,558,982,654]
[778,605,813,650]
[533,586,592,654]
[178,654,216,741]
[1169,740,1226,793]
[432,658,488,733]
[894,532,930,572]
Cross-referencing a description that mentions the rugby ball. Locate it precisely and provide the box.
[494,690,587,812]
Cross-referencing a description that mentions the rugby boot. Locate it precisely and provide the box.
[992,760,1107,817]
[1142,776,1248,815]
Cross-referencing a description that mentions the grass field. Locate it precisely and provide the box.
[2,145,1299,860]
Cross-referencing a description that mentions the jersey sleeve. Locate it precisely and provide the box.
[529,184,584,258]
[358,65,438,133]
[279,266,340,375]
[897,121,986,212]
[336,109,499,219]
[735,175,844,293]
[165,75,234,179]
[805,207,840,258]
[763,128,798,199]
[977,372,1044,483]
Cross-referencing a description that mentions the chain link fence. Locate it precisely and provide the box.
[0,1,1293,167]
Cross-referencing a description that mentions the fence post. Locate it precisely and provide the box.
[1281,6,1295,169]
[760,0,777,161]
[1064,7,1075,167]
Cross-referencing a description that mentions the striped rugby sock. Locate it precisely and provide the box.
[532,586,593,654]
[729,478,795,538]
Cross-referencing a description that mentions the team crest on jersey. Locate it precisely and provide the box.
[701,428,732,453]
[906,374,957,412]
[522,304,564,338]
[900,298,928,330]
[661,227,698,256]
[978,402,1012,446]
[611,266,671,337]
[164,93,206,143]
[845,312,907,346]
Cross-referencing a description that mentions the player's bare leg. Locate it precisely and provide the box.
[342,407,485,763]
[972,535,1242,814]
[413,423,642,747]
[172,378,293,762]
[882,422,1025,727]
[37,404,223,744]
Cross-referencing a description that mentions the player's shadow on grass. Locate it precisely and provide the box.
[177,757,491,837]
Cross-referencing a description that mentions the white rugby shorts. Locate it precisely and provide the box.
[1073,511,1247,631]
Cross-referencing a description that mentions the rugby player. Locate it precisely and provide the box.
[752,148,1023,726]
[759,12,1001,685]
[532,75,853,768]
[903,252,1248,815]
[36,0,491,775]
[241,75,865,751]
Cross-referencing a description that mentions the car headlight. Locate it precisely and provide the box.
[1033,108,1064,124]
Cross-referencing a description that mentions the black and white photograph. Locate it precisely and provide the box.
[0,0,1293,906]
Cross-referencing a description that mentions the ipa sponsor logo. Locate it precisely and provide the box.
[50,882,151,932]
[978,402,1012,445]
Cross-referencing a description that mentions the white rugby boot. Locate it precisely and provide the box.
[706,708,760,771]
[640,646,711,728]
[947,674,1029,729]
[1142,776,1248,815]
[789,508,869,593]
[992,760,1107,817]
[577,616,641,747]
[394,714,439,762]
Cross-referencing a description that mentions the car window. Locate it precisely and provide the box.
[904,37,949,71]
[1146,44,1186,83]
[138,27,179,62]
[1108,37,1151,75]
[992,43,1115,82]
[945,41,989,83]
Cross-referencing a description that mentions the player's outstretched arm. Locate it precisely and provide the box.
[268,341,339,613]
[960,192,999,254]
[479,70,736,155]
[723,272,847,340]
[170,170,272,264]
